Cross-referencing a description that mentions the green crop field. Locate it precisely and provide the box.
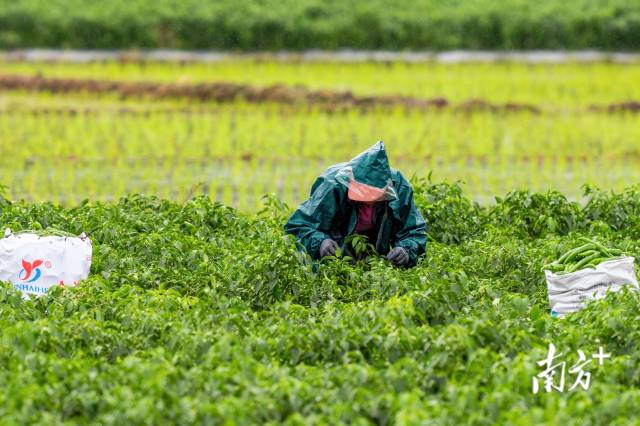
[1,0,640,50]
[4,181,640,423]
[4,60,640,106]
[2,11,640,419]
[1,59,640,208]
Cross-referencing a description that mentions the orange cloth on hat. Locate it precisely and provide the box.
[348,180,386,202]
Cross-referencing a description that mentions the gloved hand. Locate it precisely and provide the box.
[319,239,340,257]
[387,247,409,266]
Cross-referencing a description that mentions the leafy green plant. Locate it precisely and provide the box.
[582,185,640,237]
[1,186,640,424]
[1,0,639,50]
[490,190,581,238]
[344,234,376,258]
[412,175,483,244]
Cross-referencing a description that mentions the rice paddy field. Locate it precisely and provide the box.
[1,57,639,208]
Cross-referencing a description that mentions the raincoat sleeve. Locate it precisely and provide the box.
[284,178,340,259]
[391,177,427,267]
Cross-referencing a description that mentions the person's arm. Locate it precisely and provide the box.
[391,178,427,267]
[284,179,341,259]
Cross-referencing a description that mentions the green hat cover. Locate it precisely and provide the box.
[335,141,397,201]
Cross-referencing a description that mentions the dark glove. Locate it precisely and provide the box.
[387,247,409,266]
[319,239,339,257]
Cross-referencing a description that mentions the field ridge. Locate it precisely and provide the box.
[3,74,640,114]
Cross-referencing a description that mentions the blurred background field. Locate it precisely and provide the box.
[2,58,640,209]
[1,0,639,209]
[1,0,639,50]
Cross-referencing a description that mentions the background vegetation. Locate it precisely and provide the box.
[1,0,640,50]
[2,59,639,209]
[3,183,640,423]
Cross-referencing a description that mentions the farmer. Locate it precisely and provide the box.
[285,141,426,267]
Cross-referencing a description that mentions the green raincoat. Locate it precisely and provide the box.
[284,142,427,267]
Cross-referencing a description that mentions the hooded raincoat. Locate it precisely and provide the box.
[284,141,427,267]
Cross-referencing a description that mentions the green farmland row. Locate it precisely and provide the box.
[5,184,640,423]
[3,60,640,107]
[1,0,639,50]
[2,95,639,209]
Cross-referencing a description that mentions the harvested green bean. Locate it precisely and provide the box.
[543,239,625,274]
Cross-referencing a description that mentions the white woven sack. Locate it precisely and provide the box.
[545,256,638,316]
[0,231,92,297]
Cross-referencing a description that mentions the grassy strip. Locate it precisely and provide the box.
[0,0,639,50]
[2,94,639,207]
[2,60,640,106]
[3,74,640,113]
